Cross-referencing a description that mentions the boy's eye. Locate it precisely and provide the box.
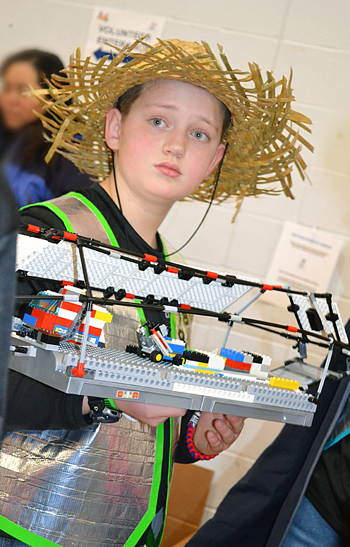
[151,118,166,127]
[192,130,208,141]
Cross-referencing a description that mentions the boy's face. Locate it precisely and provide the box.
[106,79,226,207]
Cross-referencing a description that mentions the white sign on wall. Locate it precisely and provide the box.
[84,6,166,61]
[265,221,343,306]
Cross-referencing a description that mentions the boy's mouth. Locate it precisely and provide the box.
[154,162,182,178]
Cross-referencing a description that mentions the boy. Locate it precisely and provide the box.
[0,38,311,547]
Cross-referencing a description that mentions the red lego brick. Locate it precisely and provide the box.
[225,359,251,372]
[60,301,81,313]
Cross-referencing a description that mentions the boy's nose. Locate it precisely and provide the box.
[163,130,186,158]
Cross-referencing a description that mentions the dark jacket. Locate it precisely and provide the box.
[0,174,18,438]
[1,122,93,207]
[186,324,350,547]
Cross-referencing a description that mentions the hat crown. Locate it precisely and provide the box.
[32,37,313,220]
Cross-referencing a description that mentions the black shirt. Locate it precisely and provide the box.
[20,182,165,255]
[3,182,196,545]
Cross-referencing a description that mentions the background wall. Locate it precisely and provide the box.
[2,0,350,526]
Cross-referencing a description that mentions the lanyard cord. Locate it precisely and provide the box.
[112,153,131,251]
[112,153,123,215]
[166,142,228,258]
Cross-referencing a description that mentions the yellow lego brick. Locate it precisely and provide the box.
[193,368,218,375]
[269,377,300,391]
[94,310,113,323]
[186,360,209,368]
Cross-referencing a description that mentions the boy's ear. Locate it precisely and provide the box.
[105,108,122,151]
[204,143,226,179]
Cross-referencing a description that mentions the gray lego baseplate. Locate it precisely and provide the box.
[9,335,316,427]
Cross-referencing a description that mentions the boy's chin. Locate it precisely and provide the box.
[149,180,198,204]
[146,183,182,204]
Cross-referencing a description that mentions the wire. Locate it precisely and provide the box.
[166,143,229,258]
[112,154,123,215]
[112,143,228,257]
[112,153,131,251]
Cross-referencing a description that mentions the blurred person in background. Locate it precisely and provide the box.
[0,49,92,207]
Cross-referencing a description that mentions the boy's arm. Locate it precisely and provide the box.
[5,370,92,431]
[5,208,89,432]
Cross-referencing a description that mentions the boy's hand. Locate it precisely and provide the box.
[193,412,245,456]
[112,399,186,427]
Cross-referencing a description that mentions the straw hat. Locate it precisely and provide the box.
[33,37,313,219]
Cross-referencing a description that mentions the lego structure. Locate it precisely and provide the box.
[8,224,350,427]
[126,321,186,363]
[21,286,113,347]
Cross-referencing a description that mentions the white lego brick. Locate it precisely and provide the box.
[250,363,263,374]
[57,308,79,322]
[208,354,226,371]
[254,371,269,379]
[173,382,254,403]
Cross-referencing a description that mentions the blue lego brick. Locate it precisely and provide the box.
[164,337,185,354]
[220,347,244,361]
[169,342,185,354]
[23,313,37,327]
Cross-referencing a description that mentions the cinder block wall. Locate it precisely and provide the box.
[2,0,350,525]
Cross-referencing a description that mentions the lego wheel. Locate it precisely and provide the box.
[150,351,163,363]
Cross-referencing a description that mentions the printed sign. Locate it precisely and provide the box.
[265,221,343,307]
[84,6,166,61]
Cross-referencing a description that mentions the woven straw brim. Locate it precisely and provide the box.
[32,38,313,220]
